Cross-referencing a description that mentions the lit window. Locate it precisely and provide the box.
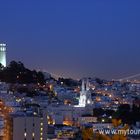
[32,133,35,137]
[40,128,43,131]
[24,132,27,137]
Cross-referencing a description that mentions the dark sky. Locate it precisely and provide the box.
[0,0,140,79]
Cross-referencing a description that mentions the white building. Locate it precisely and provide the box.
[47,79,93,126]
[78,116,97,125]
[92,123,113,130]
[78,79,92,107]
[47,104,86,125]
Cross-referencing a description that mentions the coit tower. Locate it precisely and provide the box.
[0,43,6,67]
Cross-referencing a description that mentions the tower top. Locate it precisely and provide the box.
[0,43,6,47]
[0,43,6,52]
[82,80,85,91]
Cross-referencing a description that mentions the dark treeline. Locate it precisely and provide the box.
[0,61,45,84]
[93,104,140,125]
[113,104,140,125]
[58,78,79,87]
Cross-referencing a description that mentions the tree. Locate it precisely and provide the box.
[82,128,94,140]
[93,108,104,117]
[112,119,122,127]
[0,61,45,84]
[113,104,133,124]
[0,63,4,70]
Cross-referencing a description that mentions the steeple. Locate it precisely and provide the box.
[78,78,92,107]
[86,79,90,91]
[82,79,85,91]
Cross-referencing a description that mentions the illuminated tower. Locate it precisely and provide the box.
[79,80,86,107]
[0,43,6,67]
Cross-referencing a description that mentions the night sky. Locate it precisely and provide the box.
[0,0,140,79]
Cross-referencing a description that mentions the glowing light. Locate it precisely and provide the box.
[16,99,21,102]
[32,133,35,137]
[61,82,64,85]
[53,120,55,125]
[87,100,91,104]
[63,120,73,126]
[109,95,112,98]
[102,119,105,123]
[34,112,37,115]
[24,132,27,137]
[49,85,53,91]
[40,132,43,136]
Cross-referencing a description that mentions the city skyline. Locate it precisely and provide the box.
[0,0,140,79]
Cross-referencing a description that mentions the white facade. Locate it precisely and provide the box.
[78,117,97,125]
[92,123,113,130]
[78,79,92,107]
[47,105,86,125]
[0,43,6,67]
[46,79,94,126]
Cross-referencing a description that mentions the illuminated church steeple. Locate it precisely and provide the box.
[78,79,92,107]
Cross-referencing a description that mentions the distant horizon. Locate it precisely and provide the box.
[1,0,140,79]
[4,60,140,81]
